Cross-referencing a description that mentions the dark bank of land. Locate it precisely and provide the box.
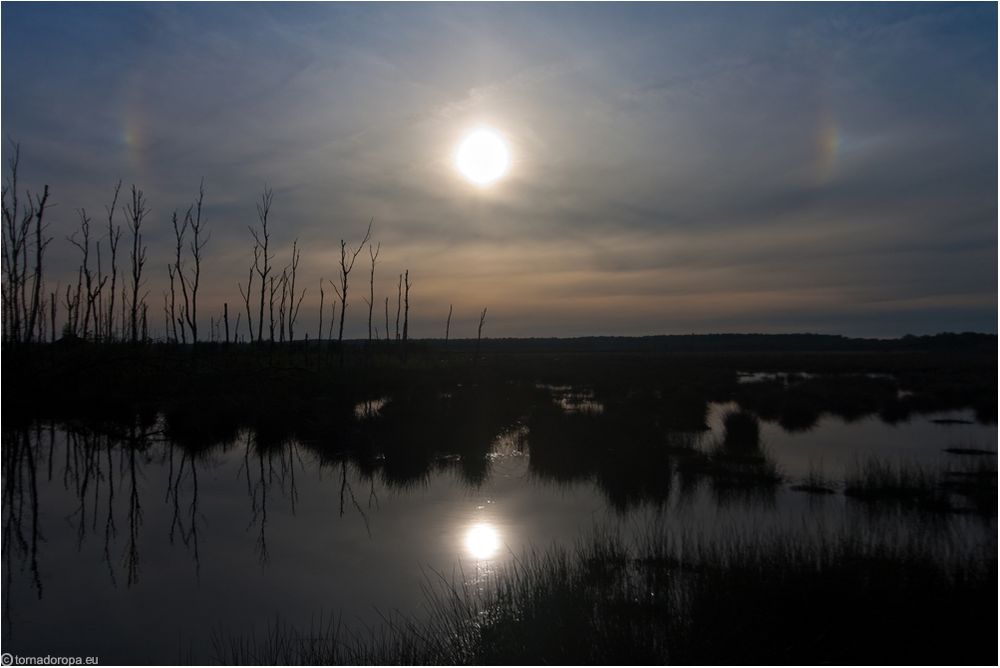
[440,331,998,353]
[5,331,996,426]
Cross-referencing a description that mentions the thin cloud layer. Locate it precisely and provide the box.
[2,3,996,338]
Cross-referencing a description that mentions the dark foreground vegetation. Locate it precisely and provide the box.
[215,527,997,665]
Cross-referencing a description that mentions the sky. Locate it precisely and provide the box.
[2,2,996,339]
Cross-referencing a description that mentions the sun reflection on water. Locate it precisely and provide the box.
[464,522,500,560]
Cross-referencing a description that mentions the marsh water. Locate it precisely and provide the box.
[3,375,996,664]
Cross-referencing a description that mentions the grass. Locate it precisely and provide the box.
[790,461,837,495]
[212,526,998,665]
[941,460,998,517]
[844,458,947,509]
[843,457,998,517]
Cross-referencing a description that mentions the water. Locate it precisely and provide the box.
[2,379,996,664]
[705,401,994,479]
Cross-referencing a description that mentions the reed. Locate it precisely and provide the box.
[213,525,997,665]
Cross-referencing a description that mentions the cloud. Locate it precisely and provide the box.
[1,3,995,338]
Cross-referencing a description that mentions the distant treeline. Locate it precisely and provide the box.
[426,332,998,353]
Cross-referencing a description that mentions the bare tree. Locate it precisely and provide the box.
[94,238,105,339]
[63,284,79,338]
[394,273,401,342]
[2,143,28,343]
[384,297,390,343]
[365,241,380,344]
[249,189,274,343]
[71,264,83,337]
[278,269,288,342]
[317,279,326,342]
[445,303,453,345]
[476,307,488,364]
[125,186,149,344]
[286,239,305,342]
[1,144,51,344]
[238,267,254,344]
[402,270,411,344]
[68,210,107,339]
[327,291,336,341]
[169,211,188,343]
[38,293,48,341]
[49,290,57,343]
[332,219,372,362]
[25,186,50,343]
[68,212,92,338]
[120,283,127,341]
[104,182,122,341]
[162,292,171,343]
[268,274,279,343]
[182,182,208,343]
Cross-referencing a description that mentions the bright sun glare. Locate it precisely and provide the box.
[455,128,510,186]
[464,523,500,559]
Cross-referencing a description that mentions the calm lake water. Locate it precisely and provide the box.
[2,380,996,664]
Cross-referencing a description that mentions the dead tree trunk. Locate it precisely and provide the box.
[394,273,401,342]
[68,210,106,340]
[287,239,305,342]
[169,210,188,343]
[126,186,148,344]
[333,219,372,365]
[183,182,207,344]
[238,267,254,345]
[366,241,380,345]
[476,307,487,366]
[25,186,50,343]
[63,285,78,338]
[327,288,336,342]
[268,274,278,343]
[162,292,171,343]
[2,143,27,344]
[384,297,390,343]
[49,291,56,343]
[445,304,453,345]
[317,279,325,343]
[1,145,50,344]
[278,269,288,343]
[250,189,273,344]
[105,182,122,341]
[95,241,105,340]
[401,270,411,358]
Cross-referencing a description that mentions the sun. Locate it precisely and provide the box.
[455,128,510,186]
